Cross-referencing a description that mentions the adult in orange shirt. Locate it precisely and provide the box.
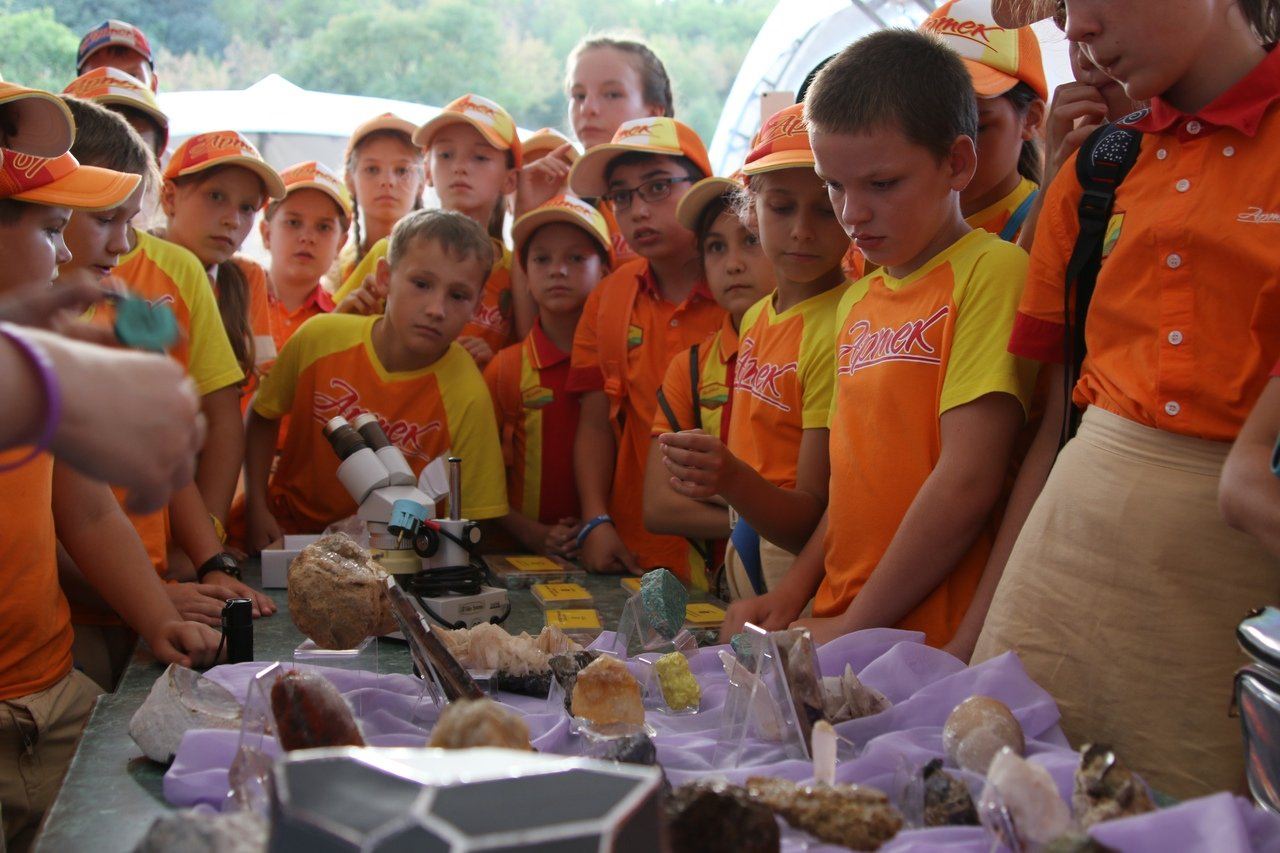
[566,118,725,581]
[722,31,1036,650]
[644,175,775,591]
[484,196,611,558]
[657,105,848,599]
[244,210,507,550]
[971,0,1280,799]
[261,161,349,350]
[1220,360,1280,559]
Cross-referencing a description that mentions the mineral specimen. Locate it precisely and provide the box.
[729,633,757,668]
[640,568,688,639]
[821,664,891,723]
[287,533,397,649]
[943,695,1025,775]
[549,650,601,713]
[922,758,979,827]
[654,652,700,711]
[134,809,267,853]
[440,623,581,678]
[600,732,658,766]
[270,670,365,751]
[428,698,531,750]
[745,777,903,850]
[571,655,645,727]
[1072,743,1156,829]
[666,780,780,853]
[979,748,1071,847]
[774,628,825,744]
[129,664,242,763]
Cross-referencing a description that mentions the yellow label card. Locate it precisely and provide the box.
[545,609,602,630]
[532,582,592,603]
[620,577,642,593]
[685,603,727,625]
[506,556,562,572]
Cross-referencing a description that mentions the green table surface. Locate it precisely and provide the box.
[35,561,718,852]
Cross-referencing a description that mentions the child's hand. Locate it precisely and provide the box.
[580,523,641,575]
[246,504,283,556]
[789,614,848,646]
[165,582,239,627]
[145,619,222,669]
[544,517,582,560]
[457,336,495,369]
[201,570,278,618]
[0,279,103,329]
[1043,80,1109,188]
[514,144,575,217]
[719,588,806,643]
[658,430,743,500]
[335,274,386,315]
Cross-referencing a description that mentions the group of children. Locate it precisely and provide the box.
[1,0,1279,847]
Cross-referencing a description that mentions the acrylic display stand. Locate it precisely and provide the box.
[608,593,698,659]
[711,622,811,768]
[293,636,377,671]
[637,653,701,716]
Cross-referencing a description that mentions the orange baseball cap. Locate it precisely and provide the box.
[569,117,712,198]
[0,149,141,211]
[741,104,814,175]
[921,0,1048,101]
[512,194,612,260]
[62,68,169,151]
[0,82,75,159]
[522,127,578,163]
[344,112,417,162]
[675,175,743,232]
[413,94,523,169]
[164,131,286,200]
[279,161,353,219]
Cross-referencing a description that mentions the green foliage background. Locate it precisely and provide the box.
[0,0,773,142]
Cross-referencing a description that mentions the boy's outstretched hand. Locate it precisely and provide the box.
[201,570,278,618]
[544,517,582,560]
[246,503,283,556]
[658,430,742,500]
[719,587,808,643]
[335,273,386,315]
[146,619,222,669]
[581,523,642,575]
[789,614,848,647]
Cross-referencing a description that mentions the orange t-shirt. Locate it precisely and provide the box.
[268,282,336,351]
[967,176,1038,240]
[649,314,740,589]
[729,283,848,490]
[0,452,72,699]
[819,230,1035,646]
[253,313,507,533]
[222,256,277,410]
[567,259,726,577]
[1009,50,1280,442]
[484,321,580,526]
[840,243,868,281]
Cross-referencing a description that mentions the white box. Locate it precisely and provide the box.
[260,534,322,588]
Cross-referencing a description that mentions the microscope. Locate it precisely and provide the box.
[322,413,508,628]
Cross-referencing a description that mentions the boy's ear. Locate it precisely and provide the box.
[1022,99,1047,141]
[375,256,392,292]
[159,180,177,218]
[947,134,979,192]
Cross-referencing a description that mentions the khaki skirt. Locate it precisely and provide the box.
[973,406,1280,800]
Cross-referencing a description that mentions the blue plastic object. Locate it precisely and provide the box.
[388,498,429,538]
[113,295,179,353]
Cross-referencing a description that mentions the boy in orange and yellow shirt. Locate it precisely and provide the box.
[244,209,507,550]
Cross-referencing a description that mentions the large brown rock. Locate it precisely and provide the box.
[287,533,397,649]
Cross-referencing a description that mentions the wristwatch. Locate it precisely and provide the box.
[197,552,242,582]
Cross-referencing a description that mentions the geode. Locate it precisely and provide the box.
[922,758,979,827]
[666,780,780,853]
[572,655,645,727]
[428,698,531,751]
[1072,744,1156,829]
[943,695,1025,775]
[745,776,903,850]
[129,664,242,763]
[270,670,365,751]
[287,533,397,649]
[640,568,688,639]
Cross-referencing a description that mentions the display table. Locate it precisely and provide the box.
[35,561,685,852]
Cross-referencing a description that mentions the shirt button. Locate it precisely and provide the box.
[1223,146,1236,157]
[1166,253,1183,269]
[1175,179,1190,192]
[669,319,679,327]
[1186,120,1202,134]
[1157,148,1168,160]
[1165,401,1182,416]
[1168,330,1184,345]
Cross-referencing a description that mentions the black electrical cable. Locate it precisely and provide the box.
[407,557,486,597]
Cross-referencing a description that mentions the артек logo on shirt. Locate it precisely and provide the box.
[312,378,443,460]
[837,306,949,377]
[735,336,798,412]
[1237,206,1280,224]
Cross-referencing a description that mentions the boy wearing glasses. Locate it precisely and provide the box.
[565,118,725,579]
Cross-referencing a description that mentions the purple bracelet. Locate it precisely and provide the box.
[0,323,62,473]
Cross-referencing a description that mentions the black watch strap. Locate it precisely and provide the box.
[197,552,241,582]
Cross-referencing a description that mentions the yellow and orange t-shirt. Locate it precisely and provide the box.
[268,282,336,351]
[484,320,580,526]
[650,314,740,589]
[568,259,726,579]
[819,230,1035,646]
[335,236,515,356]
[253,313,507,533]
[967,175,1038,241]
[0,452,71,700]
[1009,47,1280,441]
[730,283,848,491]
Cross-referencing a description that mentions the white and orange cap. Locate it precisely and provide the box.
[344,112,418,162]
[569,117,712,199]
[675,175,743,233]
[512,194,611,259]
[62,67,169,151]
[921,0,1049,101]
[279,161,353,219]
[76,19,153,73]
[413,94,523,168]
[522,127,578,163]
[0,149,140,210]
[0,82,75,159]
[164,131,286,200]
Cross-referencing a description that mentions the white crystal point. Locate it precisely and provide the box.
[979,747,1071,846]
[129,664,243,763]
[812,720,837,785]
